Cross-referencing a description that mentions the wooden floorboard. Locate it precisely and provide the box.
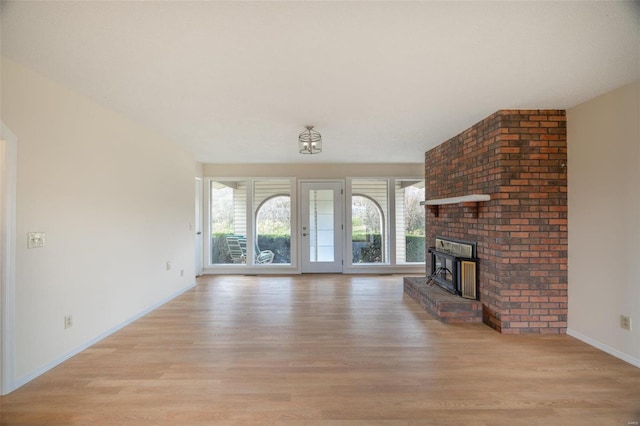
[1,274,639,425]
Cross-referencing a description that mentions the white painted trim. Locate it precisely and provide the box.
[567,328,640,368]
[388,178,396,266]
[342,266,425,275]
[202,266,301,275]
[195,177,203,276]
[13,282,196,391]
[422,194,491,205]
[1,121,18,395]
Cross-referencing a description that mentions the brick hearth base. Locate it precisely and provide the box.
[403,277,482,323]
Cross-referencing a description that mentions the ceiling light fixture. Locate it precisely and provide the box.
[298,125,322,154]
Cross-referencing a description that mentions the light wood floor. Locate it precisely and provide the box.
[1,275,639,425]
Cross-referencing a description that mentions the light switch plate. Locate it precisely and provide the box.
[27,232,45,248]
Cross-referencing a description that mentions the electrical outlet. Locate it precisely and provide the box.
[180,269,184,277]
[64,315,73,329]
[166,261,171,271]
[620,315,631,331]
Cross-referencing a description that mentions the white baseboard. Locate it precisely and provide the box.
[13,282,196,391]
[567,328,640,368]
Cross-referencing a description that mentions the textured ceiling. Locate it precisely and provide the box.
[1,1,639,163]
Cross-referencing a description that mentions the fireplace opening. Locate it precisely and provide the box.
[427,237,478,300]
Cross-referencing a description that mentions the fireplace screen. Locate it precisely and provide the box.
[428,237,478,299]
[434,257,453,283]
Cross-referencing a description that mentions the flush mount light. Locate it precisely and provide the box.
[298,125,322,154]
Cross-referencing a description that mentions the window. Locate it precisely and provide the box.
[351,179,388,264]
[307,189,335,262]
[254,179,292,264]
[209,178,294,268]
[210,180,247,264]
[206,176,423,273]
[395,180,425,263]
[347,177,425,269]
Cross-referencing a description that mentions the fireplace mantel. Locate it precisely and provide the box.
[420,194,490,217]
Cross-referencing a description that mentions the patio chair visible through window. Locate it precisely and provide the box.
[225,235,246,263]
[226,235,274,264]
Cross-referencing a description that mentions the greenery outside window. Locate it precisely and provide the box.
[210,180,247,264]
[254,180,292,265]
[351,179,388,264]
[395,180,425,263]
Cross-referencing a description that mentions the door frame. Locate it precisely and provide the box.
[194,177,203,277]
[299,180,344,273]
[1,121,17,395]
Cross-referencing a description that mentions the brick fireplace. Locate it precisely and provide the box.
[406,110,567,334]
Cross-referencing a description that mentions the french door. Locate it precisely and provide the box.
[300,181,343,273]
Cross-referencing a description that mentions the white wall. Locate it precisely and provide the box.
[1,57,197,386]
[567,80,640,367]
[204,163,423,179]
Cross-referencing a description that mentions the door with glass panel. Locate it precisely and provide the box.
[300,181,343,273]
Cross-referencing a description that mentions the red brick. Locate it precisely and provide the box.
[425,109,566,335]
[520,121,539,127]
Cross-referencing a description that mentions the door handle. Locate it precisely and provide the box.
[196,232,202,235]
[302,233,307,237]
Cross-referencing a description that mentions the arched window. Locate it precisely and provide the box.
[255,195,291,264]
[351,194,385,263]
